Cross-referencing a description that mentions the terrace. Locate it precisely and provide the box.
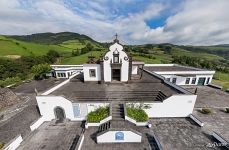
[50,70,185,102]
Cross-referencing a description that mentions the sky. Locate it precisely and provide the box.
[0,0,229,45]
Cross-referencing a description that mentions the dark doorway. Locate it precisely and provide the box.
[197,77,206,85]
[54,107,65,123]
[112,69,121,81]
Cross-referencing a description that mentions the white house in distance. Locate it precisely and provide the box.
[144,64,215,86]
[34,36,215,145]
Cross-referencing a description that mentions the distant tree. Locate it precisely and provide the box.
[85,43,94,51]
[46,50,60,63]
[72,49,80,56]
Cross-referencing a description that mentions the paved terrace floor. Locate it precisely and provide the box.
[184,86,229,147]
[51,71,182,102]
[183,86,229,108]
[150,118,227,150]
[193,109,229,145]
[17,121,82,150]
[12,78,65,94]
[0,78,65,144]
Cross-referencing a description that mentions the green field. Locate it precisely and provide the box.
[0,33,228,89]
[0,37,72,57]
[213,72,229,90]
[171,47,225,61]
[61,51,103,64]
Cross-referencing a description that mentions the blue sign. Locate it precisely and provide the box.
[115,132,124,140]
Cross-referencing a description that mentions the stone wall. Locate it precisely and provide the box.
[0,88,20,110]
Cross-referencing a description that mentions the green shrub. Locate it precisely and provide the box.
[0,142,4,149]
[31,63,51,80]
[87,107,109,123]
[225,108,229,113]
[0,76,21,87]
[126,107,148,122]
[201,108,211,114]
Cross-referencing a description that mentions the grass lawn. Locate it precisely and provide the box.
[0,38,72,56]
[59,40,86,49]
[212,72,229,90]
[61,51,103,64]
[172,47,225,61]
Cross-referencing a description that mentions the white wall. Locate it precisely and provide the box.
[37,96,76,121]
[97,131,141,143]
[132,65,138,75]
[36,96,109,121]
[83,64,101,82]
[135,94,197,117]
[160,74,213,85]
[103,42,129,82]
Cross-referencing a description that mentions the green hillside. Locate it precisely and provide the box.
[9,32,99,45]
[0,35,71,57]
[0,32,228,89]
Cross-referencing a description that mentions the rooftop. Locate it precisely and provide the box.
[150,118,225,150]
[144,64,207,72]
[50,70,185,102]
[17,122,82,150]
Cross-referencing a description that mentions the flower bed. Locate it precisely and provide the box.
[126,107,148,122]
[87,106,109,123]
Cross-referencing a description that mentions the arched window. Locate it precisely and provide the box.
[113,49,119,63]
[115,132,124,140]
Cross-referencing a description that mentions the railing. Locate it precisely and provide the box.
[75,129,85,150]
[189,114,204,127]
[152,131,164,150]
[212,132,229,148]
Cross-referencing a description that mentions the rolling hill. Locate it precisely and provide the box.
[0,32,228,89]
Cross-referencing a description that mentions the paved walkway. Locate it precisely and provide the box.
[183,86,229,108]
[150,118,226,150]
[17,121,82,150]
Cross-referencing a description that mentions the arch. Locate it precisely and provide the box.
[54,106,66,123]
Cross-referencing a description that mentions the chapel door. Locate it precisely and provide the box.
[112,69,121,81]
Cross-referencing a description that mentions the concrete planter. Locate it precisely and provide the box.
[125,115,148,126]
[85,116,112,128]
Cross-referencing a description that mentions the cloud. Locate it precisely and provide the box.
[132,0,229,45]
[0,0,229,45]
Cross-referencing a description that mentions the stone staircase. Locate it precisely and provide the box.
[98,121,111,132]
[74,91,167,102]
[97,103,124,133]
[112,103,124,121]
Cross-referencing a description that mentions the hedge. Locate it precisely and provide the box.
[126,107,148,122]
[87,106,109,123]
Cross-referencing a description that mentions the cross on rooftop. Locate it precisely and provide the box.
[115,33,118,40]
[114,33,119,43]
